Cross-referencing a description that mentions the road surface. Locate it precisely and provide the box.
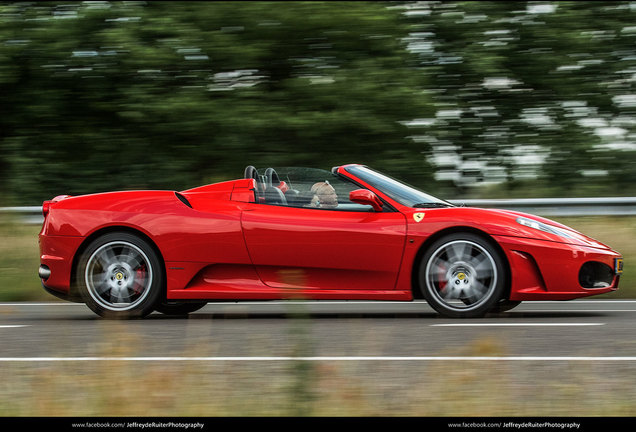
[1,300,635,360]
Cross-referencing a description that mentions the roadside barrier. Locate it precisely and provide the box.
[3,197,636,224]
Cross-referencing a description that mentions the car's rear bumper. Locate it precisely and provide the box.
[38,233,84,298]
[494,235,622,301]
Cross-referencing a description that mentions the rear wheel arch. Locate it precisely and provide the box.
[71,226,166,300]
[411,226,511,301]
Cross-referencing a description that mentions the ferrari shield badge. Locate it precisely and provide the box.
[413,212,425,223]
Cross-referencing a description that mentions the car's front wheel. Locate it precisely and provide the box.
[419,233,507,318]
[76,232,163,319]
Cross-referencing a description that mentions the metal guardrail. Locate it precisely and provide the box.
[3,197,636,224]
[0,206,46,225]
[447,197,636,217]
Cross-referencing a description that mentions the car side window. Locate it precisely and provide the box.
[254,167,374,212]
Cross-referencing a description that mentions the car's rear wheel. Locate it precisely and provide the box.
[154,302,207,316]
[77,232,162,319]
[419,233,507,318]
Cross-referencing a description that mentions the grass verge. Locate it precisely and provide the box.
[0,217,42,301]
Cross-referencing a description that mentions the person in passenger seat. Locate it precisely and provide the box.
[309,181,338,209]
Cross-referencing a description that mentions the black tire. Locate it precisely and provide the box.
[490,299,522,313]
[154,302,207,316]
[76,232,163,319]
[419,232,507,318]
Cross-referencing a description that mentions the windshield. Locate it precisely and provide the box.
[344,165,453,208]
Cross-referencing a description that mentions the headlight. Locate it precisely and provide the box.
[516,217,574,239]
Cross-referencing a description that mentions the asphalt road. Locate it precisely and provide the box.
[1,299,636,360]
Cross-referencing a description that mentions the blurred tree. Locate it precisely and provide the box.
[0,1,433,203]
[402,1,636,197]
[2,1,636,204]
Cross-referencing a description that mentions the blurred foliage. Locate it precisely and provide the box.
[0,1,432,203]
[404,1,636,198]
[0,1,635,204]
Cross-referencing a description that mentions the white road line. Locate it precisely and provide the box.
[431,323,605,327]
[529,300,636,303]
[0,356,635,362]
[0,303,84,306]
[521,309,636,313]
[0,325,29,328]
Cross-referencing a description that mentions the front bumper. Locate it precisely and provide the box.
[493,235,622,301]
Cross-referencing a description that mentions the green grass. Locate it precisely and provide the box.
[0,215,634,301]
[0,218,43,301]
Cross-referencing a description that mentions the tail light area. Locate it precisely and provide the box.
[41,195,72,236]
[43,195,72,218]
[42,200,52,217]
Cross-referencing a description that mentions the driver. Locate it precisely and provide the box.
[308,181,338,209]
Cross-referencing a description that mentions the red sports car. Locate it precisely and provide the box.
[38,164,623,319]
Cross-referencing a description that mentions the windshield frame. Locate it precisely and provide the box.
[342,165,453,209]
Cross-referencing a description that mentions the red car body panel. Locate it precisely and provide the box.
[39,164,622,305]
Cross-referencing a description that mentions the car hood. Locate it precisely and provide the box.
[407,206,612,250]
[493,208,611,248]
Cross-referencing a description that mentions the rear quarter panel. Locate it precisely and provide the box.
[41,190,253,293]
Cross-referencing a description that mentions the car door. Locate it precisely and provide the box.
[240,204,407,293]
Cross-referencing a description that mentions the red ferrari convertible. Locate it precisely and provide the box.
[38,164,623,319]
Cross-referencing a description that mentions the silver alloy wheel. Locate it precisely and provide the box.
[84,241,153,311]
[425,240,498,311]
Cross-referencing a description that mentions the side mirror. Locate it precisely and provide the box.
[349,189,383,212]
